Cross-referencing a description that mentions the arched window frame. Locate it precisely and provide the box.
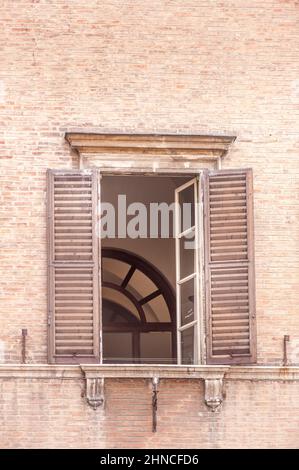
[102,248,176,362]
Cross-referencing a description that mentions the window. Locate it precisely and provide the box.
[175,178,202,364]
[47,167,256,365]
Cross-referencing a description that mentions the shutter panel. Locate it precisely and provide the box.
[204,169,256,364]
[47,169,100,364]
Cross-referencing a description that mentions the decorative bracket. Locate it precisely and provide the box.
[204,378,224,412]
[81,366,105,409]
[86,377,104,409]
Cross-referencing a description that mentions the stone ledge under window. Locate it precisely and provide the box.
[1,365,298,412]
[0,364,299,381]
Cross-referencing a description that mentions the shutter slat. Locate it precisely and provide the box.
[48,170,100,364]
[210,194,246,200]
[211,239,248,246]
[204,169,256,365]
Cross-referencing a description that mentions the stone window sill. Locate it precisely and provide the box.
[1,364,298,412]
[0,364,298,380]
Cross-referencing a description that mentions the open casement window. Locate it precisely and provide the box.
[175,178,202,365]
[203,169,256,365]
[47,167,256,366]
[47,169,100,364]
[174,169,256,365]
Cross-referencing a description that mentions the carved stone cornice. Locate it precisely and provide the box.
[1,364,299,380]
[65,133,236,159]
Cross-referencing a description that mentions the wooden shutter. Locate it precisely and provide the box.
[47,169,100,364]
[203,169,256,364]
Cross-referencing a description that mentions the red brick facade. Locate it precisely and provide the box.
[0,374,298,449]
[0,1,298,448]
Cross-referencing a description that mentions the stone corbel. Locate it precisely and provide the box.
[81,366,105,410]
[204,378,224,412]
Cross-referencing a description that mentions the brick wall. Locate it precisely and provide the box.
[0,0,298,448]
[0,376,298,449]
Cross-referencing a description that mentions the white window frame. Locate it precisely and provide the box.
[174,175,205,364]
[99,168,205,365]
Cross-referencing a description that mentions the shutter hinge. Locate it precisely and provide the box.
[48,312,52,326]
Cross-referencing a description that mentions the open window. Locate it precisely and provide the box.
[100,174,193,364]
[47,168,256,365]
[175,178,202,364]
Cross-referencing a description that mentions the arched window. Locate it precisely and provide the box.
[102,248,176,363]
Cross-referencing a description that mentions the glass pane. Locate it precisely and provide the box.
[180,277,195,326]
[103,332,133,363]
[126,269,156,301]
[181,327,195,364]
[179,228,195,280]
[102,298,139,325]
[140,332,172,363]
[102,286,140,321]
[143,295,170,322]
[178,183,195,233]
[102,258,130,285]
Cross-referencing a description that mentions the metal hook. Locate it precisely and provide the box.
[152,376,160,432]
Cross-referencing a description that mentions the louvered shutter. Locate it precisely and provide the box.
[47,169,100,364]
[203,169,256,364]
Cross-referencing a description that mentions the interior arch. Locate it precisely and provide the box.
[102,248,176,363]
